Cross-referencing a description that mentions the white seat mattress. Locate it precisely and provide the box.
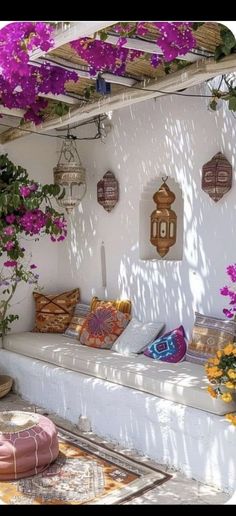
[3,332,235,415]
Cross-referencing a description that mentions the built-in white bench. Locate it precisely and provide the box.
[0,332,235,492]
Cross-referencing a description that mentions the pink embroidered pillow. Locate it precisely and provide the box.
[79,306,130,349]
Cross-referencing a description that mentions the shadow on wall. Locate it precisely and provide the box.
[57,84,236,337]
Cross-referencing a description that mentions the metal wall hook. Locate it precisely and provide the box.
[161,175,168,183]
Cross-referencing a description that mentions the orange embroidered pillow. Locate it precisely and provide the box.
[33,288,80,333]
[79,305,130,349]
[90,296,131,315]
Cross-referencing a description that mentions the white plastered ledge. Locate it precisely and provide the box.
[0,348,235,493]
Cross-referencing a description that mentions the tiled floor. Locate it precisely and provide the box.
[0,393,232,505]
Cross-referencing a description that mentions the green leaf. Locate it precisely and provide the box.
[221,27,236,50]
[192,22,204,31]
[99,31,108,41]
[215,45,226,61]
[229,96,236,111]
[209,99,218,111]
[54,102,69,117]
[57,187,65,200]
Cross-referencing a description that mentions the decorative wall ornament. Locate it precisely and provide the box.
[150,177,177,258]
[53,129,86,214]
[97,171,119,212]
[202,152,232,202]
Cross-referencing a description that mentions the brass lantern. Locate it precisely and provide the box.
[53,130,86,214]
[150,177,177,257]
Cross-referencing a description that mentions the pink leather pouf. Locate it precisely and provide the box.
[0,411,59,480]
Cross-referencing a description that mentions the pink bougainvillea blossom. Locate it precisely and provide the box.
[221,263,236,318]
[3,226,15,236]
[19,185,32,198]
[19,209,47,235]
[4,241,15,251]
[5,214,16,224]
[4,260,17,267]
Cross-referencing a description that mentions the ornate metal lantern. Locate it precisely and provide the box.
[53,130,86,213]
[202,152,232,202]
[97,171,119,212]
[150,177,177,257]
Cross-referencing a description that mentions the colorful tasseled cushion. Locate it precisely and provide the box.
[143,326,187,363]
[33,289,80,333]
[90,296,132,315]
[64,303,90,339]
[186,312,236,365]
[79,305,130,349]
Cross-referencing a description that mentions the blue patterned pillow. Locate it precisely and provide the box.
[143,326,187,363]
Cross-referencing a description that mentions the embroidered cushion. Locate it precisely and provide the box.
[64,303,90,339]
[79,306,130,349]
[111,317,165,356]
[186,312,236,365]
[143,326,187,363]
[90,296,131,315]
[33,289,79,333]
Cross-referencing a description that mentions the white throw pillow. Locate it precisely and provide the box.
[111,317,165,356]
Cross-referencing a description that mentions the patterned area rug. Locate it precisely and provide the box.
[0,427,170,505]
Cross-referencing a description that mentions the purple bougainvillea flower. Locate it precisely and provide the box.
[220,286,230,296]
[19,185,31,198]
[4,260,17,267]
[223,308,234,318]
[226,264,236,283]
[5,214,16,224]
[4,240,15,251]
[30,264,37,269]
[3,226,15,236]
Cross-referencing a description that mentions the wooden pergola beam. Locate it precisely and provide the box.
[2,53,236,144]
[30,21,117,61]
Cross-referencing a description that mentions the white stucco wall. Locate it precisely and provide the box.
[55,84,236,338]
[2,135,59,332]
[3,84,236,336]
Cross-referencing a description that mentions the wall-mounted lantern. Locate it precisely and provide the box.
[150,177,177,257]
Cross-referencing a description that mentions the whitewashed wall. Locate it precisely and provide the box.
[3,84,236,336]
[56,84,236,338]
[2,135,59,331]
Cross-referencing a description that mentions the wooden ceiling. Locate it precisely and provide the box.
[0,21,235,143]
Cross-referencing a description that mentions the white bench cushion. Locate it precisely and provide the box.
[3,332,235,416]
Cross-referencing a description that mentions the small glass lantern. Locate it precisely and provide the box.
[150,177,177,257]
[53,130,86,214]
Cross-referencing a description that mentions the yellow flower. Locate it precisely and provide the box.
[227,369,236,380]
[208,357,220,366]
[225,381,235,389]
[225,413,236,426]
[221,392,233,403]
[223,344,234,356]
[207,366,223,379]
[216,350,223,359]
[207,386,217,398]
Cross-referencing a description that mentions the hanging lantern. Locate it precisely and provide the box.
[202,152,232,202]
[53,130,86,214]
[150,177,177,257]
[97,171,119,212]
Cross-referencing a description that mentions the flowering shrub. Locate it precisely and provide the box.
[220,263,236,318]
[0,22,78,124]
[0,154,67,335]
[71,22,197,76]
[205,343,236,425]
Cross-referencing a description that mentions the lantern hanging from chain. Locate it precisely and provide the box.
[150,177,177,257]
[53,128,87,213]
